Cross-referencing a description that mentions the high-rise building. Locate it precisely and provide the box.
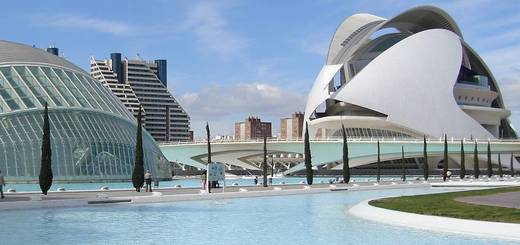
[280,112,304,140]
[90,54,191,142]
[234,116,272,140]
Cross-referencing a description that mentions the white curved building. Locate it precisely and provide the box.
[160,6,520,174]
[305,6,516,140]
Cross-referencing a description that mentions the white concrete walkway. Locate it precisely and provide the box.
[432,179,520,187]
[349,199,520,241]
[0,181,430,211]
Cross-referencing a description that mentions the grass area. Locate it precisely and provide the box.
[369,187,520,223]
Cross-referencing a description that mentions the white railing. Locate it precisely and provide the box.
[160,137,520,146]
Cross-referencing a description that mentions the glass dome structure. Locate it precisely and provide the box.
[0,40,170,181]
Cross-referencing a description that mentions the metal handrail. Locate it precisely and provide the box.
[160,137,520,146]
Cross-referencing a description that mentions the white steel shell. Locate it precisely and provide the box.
[305,6,515,140]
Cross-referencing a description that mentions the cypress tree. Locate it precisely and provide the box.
[271,158,274,177]
[376,140,381,182]
[206,122,211,163]
[486,141,493,177]
[341,125,350,184]
[498,153,503,178]
[206,122,211,193]
[511,152,515,177]
[423,136,429,180]
[132,106,144,192]
[460,140,465,179]
[401,146,406,182]
[39,103,52,195]
[263,135,268,187]
[443,134,448,182]
[304,122,313,185]
[474,142,480,179]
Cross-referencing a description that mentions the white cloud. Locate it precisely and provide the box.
[180,83,305,118]
[178,83,306,138]
[181,1,247,58]
[37,14,133,36]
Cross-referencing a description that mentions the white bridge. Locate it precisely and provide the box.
[160,138,520,174]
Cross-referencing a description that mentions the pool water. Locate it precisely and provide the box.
[0,187,514,244]
[5,175,429,192]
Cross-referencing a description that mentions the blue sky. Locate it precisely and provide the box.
[2,0,520,138]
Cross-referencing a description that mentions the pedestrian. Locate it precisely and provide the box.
[254,176,258,185]
[201,172,207,190]
[144,170,153,192]
[0,170,5,199]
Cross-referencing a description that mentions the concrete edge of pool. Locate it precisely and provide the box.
[348,198,520,241]
[0,181,431,211]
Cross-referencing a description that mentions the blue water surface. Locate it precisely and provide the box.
[0,187,513,245]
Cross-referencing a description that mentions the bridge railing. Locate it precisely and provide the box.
[160,137,520,146]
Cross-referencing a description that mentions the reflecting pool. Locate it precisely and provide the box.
[0,187,514,244]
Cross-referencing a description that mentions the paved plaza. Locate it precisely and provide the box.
[456,191,520,209]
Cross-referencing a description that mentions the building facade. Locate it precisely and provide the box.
[234,117,272,140]
[90,54,191,142]
[304,6,516,140]
[0,40,170,181]
[280,112,304,140]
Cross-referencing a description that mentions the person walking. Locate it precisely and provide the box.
[144,170,153,192]
[201,172,207,190]
[254,176,258,185]
[0,170,5,199]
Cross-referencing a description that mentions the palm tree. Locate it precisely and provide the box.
[487,141,493,178]
[443,134,448,182]
[39,103,52,195]
[460,140,465,179]
[423,136,429,180]
[474,142,480,179]
[401,146,406,182]
[498,153,503,178]
[342,125,350,184]
[263,135,268,187]
[511,152,515,177]
[132,106,144,192]
[304,122,313,185]
[376,140,381,182]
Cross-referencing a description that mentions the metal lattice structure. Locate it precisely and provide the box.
[0,40,169,181]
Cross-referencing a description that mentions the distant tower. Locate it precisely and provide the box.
[110,53,123,84]
[154,59,167,87]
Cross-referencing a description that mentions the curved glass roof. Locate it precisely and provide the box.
[0,40,170,181]
[0,40,85,74]
[0,65,134,120]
